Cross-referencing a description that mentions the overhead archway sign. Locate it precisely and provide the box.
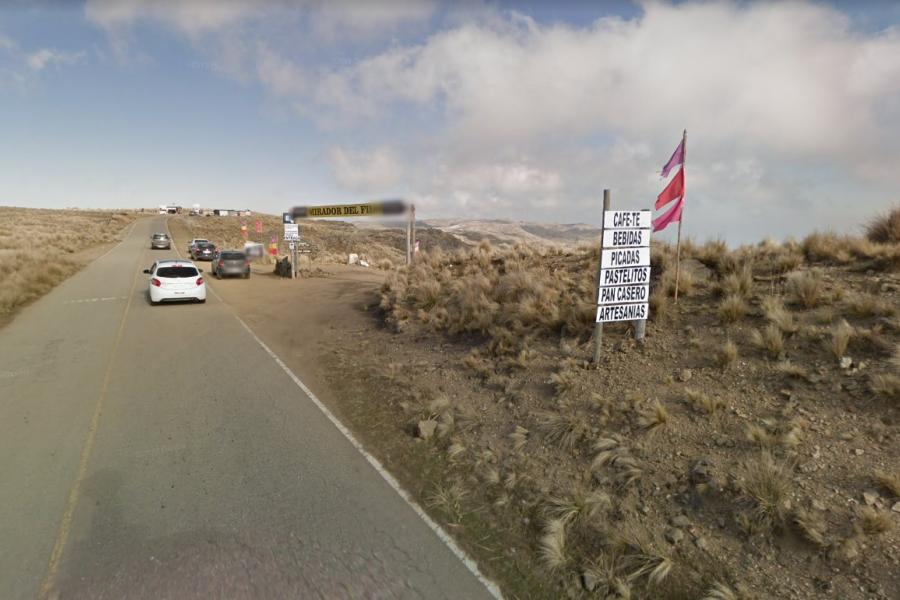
[290,199,407,220]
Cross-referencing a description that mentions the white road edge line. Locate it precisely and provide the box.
[166,217,504,599]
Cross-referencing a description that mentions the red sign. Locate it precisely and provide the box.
[255,220,262,233]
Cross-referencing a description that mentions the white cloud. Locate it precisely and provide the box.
[85,0,255,36]
[328,146,404,191]
[26,48,86,71]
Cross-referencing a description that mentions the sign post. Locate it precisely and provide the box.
[284,223,300,279]
[593,193,652,363]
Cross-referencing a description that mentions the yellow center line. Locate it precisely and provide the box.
[38,234,144,600]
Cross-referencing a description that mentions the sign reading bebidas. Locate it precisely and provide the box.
[597,208,652,323]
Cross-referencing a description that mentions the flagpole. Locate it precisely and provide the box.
[673,129,686,303]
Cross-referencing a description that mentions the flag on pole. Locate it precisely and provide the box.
[653,196,684,233]
[661,137,685,178]
[655,166,684,210]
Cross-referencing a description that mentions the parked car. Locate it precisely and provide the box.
[150,233,171,250]
[191,242,217,261]
[143,260,206,305]
[187,238,209,253]
[212,250,251,279]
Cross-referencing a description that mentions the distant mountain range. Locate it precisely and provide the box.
[420,219,602,248]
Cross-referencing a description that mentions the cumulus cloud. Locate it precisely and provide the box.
[328,146,404,191]
[84,1,900,241]
[85,0,255,36]
[26,48,86,71]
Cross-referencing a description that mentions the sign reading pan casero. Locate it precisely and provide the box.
[291,199,407,219]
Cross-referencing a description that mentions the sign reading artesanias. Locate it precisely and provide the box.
[291,199,407,220]
[597,209,651,323]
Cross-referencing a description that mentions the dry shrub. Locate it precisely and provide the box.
[539,519,569,571]
[750,324,784,357]
[866,206,900,244]
[637,400,669,433]
[738,451,793,532]
[717,340,739,368]
[545,485,610,526]
[856,507,894,536]
[792,506,828,547]
[703,582,753,600]
[845,292,896,318]
[872,470,900,498]
[649,288,670,322]
[592,436,643,486]
[613,524,674,587]
[801,232,854,263]
[684,388,725,414]
[871,373,900,399]
[719,263,754,299]
[426,482,468,523]
[774,361,809,380]
[693,238,737,275]
[719,294,748,323]
[829,319,854,359]
[536,404,589,450]
[787,269,824,309]
[508,425,529,451]
[761,296,798,333]
[661,267,696,297]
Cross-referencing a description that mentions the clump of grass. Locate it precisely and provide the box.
[719,263,754,299]
[761,295,798,333]
[684,388,725,414]
[829,319,854,360]
[738,451,793,532]
[592,436,643,486]
[549,362,580,396]
[719,294,748,323]
[871,374,900,398]
[717,339,739,368]
[846,292,896,318]
[426,482,468,523]
[508,425,529,451]
[872,470,900,498]
[637,400,669,433]
[866,206,900,243]
[649,288,671,322]
[703,582,752,600]
[792,506,828,547]
[536,405,589,450]
[539,518,569,571]
[745,418,803,451]
[614,524,673,587]
[774,361,809,380]
[856,507,894,536]
[750,324,784,357]
[545,485,610,526]
[788,269,824,309]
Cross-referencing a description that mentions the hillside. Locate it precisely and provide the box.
[422,218,602,248]
[312,208,900,599]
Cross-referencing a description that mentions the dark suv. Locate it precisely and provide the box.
[190,242,217,261]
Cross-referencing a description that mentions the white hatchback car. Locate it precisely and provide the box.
[143,260,207,305]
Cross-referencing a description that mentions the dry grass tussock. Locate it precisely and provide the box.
[866,206,900,244]
[788,269,824,308]
[738,451,794,532]
[0,207,138,319]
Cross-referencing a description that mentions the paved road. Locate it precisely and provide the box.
[0,217,495,599]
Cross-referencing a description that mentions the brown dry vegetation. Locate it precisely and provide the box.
[332,208,900,599]
[0,206,138,321]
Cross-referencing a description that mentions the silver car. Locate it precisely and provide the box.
[150,233,171,250]
[211,250,251,279]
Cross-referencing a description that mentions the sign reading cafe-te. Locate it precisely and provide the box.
[596,210,651,323]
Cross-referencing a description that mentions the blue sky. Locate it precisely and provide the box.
[2,1,899,244]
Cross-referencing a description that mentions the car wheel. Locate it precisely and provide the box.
[197,298,206,304]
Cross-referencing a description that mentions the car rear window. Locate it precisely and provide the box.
[153,234,168,239]
[221,252,245,260]
[156,266,199,278]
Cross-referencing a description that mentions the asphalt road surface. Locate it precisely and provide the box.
[0,217,496,600]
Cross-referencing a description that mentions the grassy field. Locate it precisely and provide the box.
[316,207,900,599]
[0,207,139,323]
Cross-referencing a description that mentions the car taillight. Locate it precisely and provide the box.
[151,278,161,287]
[196,277,204,286]
[218,260,224,267]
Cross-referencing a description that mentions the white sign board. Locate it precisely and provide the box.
[283,223,299,241]
[603,210,652,230]
[601,247,651,269]
[599,266,651,287]
[597,303,648,323]
[598,284,649,305]
[603,228,650,249]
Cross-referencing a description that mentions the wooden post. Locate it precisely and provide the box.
[593,189,611,364]
[406,207,412,266]
[411,204,417,264]
[673,129,686,303]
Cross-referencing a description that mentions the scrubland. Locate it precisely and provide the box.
[322,208,900,599]
[0,207,138,322]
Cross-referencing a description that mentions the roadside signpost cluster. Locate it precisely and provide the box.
[593,189,651,363]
